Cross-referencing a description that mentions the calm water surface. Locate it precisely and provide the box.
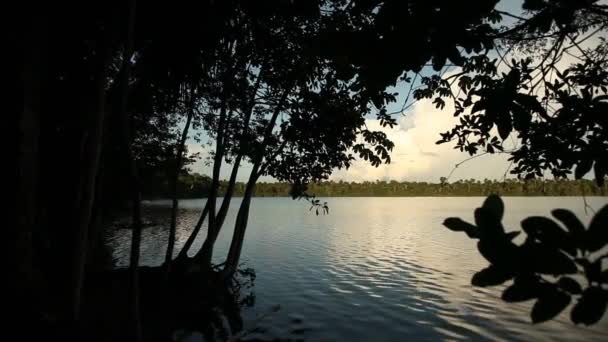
[109,197,608,341]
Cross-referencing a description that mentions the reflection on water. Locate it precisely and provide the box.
[108,197,608,341]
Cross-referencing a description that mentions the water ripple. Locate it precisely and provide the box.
[108,197,608,341]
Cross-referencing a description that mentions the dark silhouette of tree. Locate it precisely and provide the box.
[16,0,608,340]
[415,0,608,185]
[16,1,402,339]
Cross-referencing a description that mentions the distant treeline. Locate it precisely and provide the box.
[247,179,606,197]
[142,172,212,199]
[152,173,607,198]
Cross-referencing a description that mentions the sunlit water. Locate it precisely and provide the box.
[108,197,608,341]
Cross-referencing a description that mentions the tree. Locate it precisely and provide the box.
[415,0,608,185]
[17,0,608,339]
[164,0,397,276]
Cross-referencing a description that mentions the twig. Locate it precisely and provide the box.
[445,152,490,182]
[495,10,527,22]
[580,183,597,216]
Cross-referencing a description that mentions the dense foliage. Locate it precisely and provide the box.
[415,0,608,185]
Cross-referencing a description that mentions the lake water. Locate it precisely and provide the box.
[108,197,608,341]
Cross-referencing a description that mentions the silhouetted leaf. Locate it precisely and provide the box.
[447,47,465,66]
[471,100,486,114]
[552,209,585,246]
[432,54,447,71]
[475,207,505,238]
[594,160,605,187]
[478,239,519,271]
[520,241,577,275]
[584,259,603,283]
[433,97,446,110]
[531,289,570,324]
[472,265,512,287]
[443,218,479,238]
[575,159,593,179]
[496,111,512,140]
[571,287,608,325]
[585,205,608,252]
[502,276,541,302]
[482,194,504,221]
[557,277,582,294]
[521,216,575,255]
[514,93,546,116]
[511,106,532,131]
[506,231,521,240]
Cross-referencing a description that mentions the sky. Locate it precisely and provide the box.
[185,0,593,183]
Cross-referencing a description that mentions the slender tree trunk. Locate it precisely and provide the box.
[194,65,267,267]
[213,62,266,228]
[196,152,244,266]
[164,93,195,275]
[176,200,209,260]
[222,180,255,277]
[196,75,265,267]
[197,233,217,267]
[116,0,141,340]
[222,86,291,277]
[197,89,229,269]
[71,41,111,321]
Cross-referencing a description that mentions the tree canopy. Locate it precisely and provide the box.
[412,0,608,185]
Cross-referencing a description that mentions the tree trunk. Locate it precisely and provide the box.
[71,41,111,321]
[223,181,255,277]
[221,86,291,278]
[191,62,266,268]
[176,200,209,260]
[117,0,141,340]
[164,95,195,275]
[208,101,228,228]
[196,89,229,269]
[195,152,243,267]
[212,62,266,228]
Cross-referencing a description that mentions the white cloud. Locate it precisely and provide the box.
[331,98,513,182]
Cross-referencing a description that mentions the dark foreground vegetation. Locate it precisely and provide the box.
[16,0,608,340]
[444,196,608,326]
